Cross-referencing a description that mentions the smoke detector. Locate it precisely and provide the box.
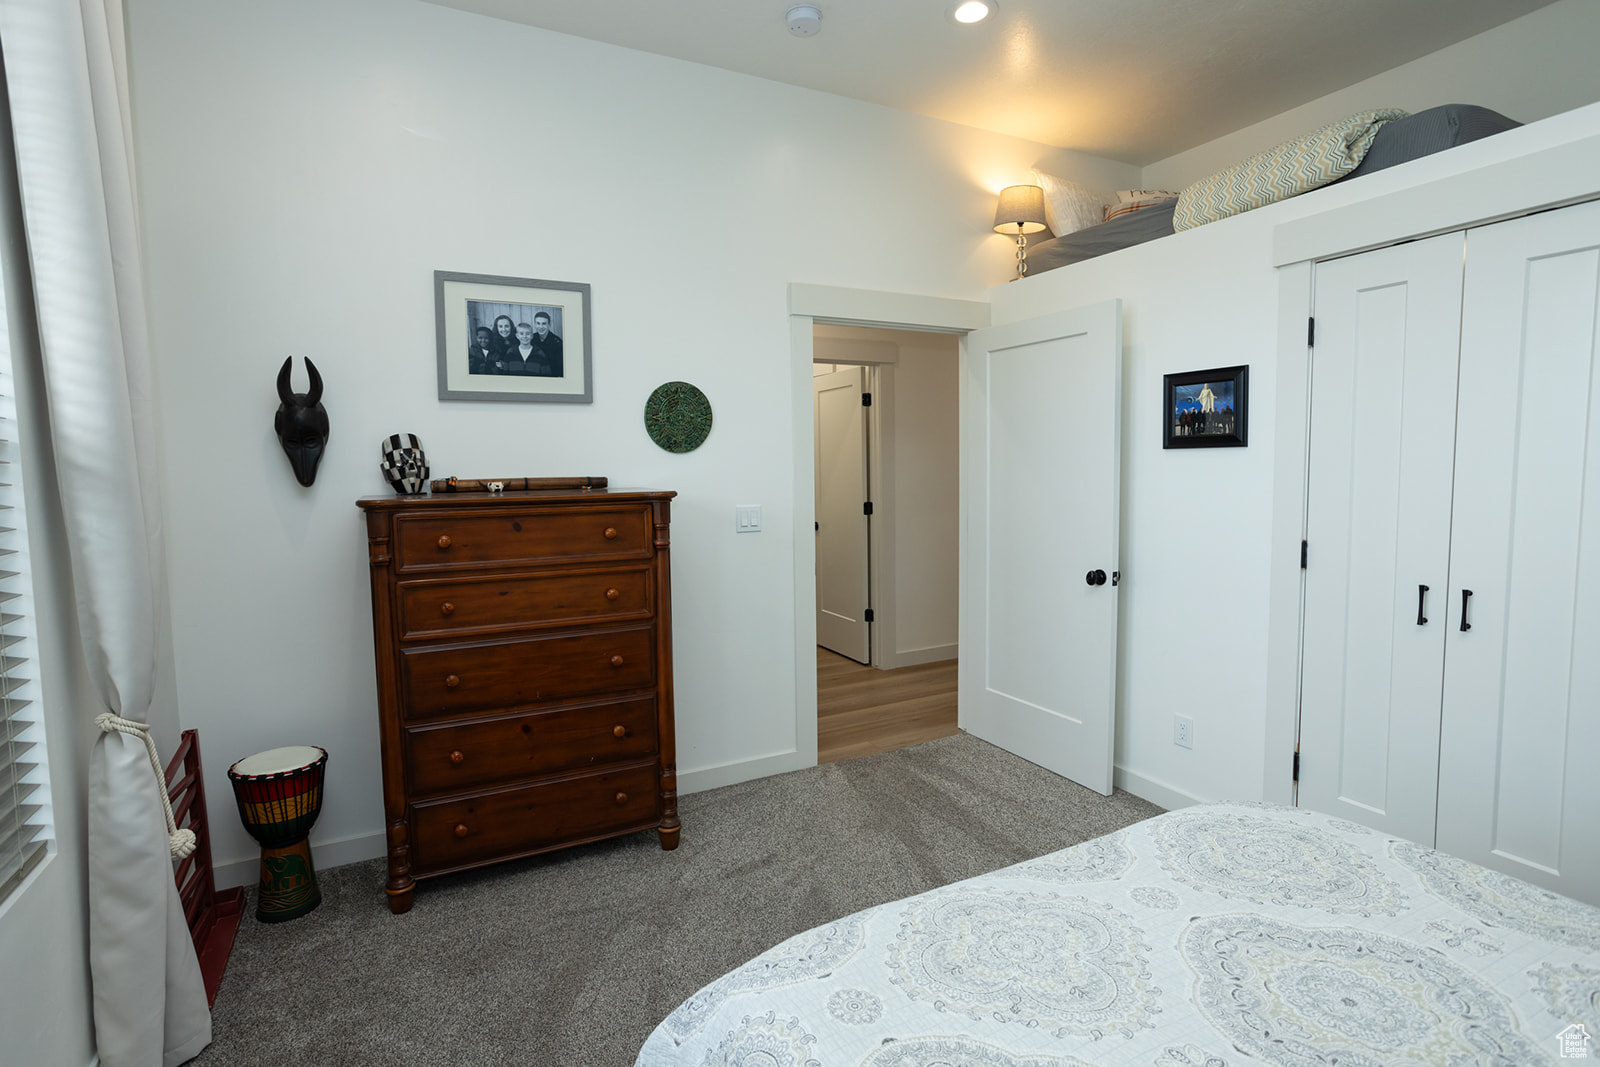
[786,4,821,36]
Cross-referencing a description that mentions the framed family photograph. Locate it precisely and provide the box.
[1163,364,1248,449]
[435,271,593,403]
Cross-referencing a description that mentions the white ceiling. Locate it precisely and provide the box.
[423,0,1557,165]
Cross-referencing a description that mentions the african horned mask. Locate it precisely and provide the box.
[275,356,329,487]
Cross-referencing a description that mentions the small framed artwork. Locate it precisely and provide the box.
[1163,365,1248,448]
[435,271,593,403]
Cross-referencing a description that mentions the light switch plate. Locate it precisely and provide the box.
[735,505,762,532]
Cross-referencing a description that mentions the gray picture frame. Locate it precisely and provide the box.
[435,270,593,403]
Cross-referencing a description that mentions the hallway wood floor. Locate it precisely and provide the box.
[817,647,959,764]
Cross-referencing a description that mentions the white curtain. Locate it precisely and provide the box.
[0,2,210,1065]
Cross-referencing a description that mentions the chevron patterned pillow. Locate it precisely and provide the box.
[1174,108,1408,231]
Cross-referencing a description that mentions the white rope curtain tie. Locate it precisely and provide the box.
[95,713,197,859]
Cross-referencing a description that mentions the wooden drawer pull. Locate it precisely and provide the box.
[449,750,465,764]
[605,587,620,601]
[614,792,628,804]
[610,655,624,667]
[437,534,453,549]
[603,527,618,540]
[445,674,460,688]
[440,601,455,616]
[453,823,470,838]
[612,725,626,738]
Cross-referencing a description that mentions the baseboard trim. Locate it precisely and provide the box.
[214,829,387,889]
[1113,765,1206,811]
[877,643,957,669]
[678,750,813,795]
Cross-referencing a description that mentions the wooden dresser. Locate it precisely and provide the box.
[357,488,678,913]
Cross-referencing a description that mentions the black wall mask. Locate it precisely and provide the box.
[275,356,329,487]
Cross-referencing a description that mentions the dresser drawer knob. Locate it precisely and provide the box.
[603,526,618,540]
[437,534,453,549]
[612,725,626,738]
[440,601,455,616]
[605,587,620,601]
[614,792,628,804]
[445,674,460,688]
[453,823,470,838]
[449,750,465,764]
[610,655,624,668]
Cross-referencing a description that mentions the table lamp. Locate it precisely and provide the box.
[993,184,1048,281]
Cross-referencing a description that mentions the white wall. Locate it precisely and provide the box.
[124,0,1126,881]
[1142,0,1600,189]
[989,105,1600,811]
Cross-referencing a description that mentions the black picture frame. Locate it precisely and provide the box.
[435,271,593,403]
[1163,365,1248,449]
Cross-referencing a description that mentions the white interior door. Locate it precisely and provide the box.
[815,366,870,663]
[960,300,1121,795]
[1436,199,1600,906]
[1298,232,1465,845]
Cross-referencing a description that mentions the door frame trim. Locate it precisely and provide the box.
[790,285,987,767]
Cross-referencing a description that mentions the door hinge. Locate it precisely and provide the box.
[1292,747,1301,783]
[1307,317,1315,347]
[863,501,874,516]
[1300,540,1308,569]
[861,392,872,406]
[864,608,875,623]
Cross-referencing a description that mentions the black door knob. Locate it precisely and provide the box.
[1085,569,1107,586]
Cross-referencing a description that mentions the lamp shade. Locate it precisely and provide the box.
[993,184,1048,234]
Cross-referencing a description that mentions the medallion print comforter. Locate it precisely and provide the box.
[637,802,1600,1066]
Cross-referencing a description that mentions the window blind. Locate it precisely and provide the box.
[0,349,45,905]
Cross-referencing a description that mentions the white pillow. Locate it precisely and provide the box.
[1115,188,1178,202]
[1031,170,1115,237]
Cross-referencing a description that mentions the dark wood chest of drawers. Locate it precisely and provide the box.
[358,489,678,912]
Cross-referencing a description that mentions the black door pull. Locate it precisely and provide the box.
[1417,584,1429,626]
[1460,589,1473,632]
[1085,569,1107,587]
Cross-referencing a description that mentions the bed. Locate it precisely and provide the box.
[1026,104,1523,274]
[637,802,1600,1066]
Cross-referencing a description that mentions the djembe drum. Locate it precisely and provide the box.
[228,745,328,922]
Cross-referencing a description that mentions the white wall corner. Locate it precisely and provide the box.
[1113,764,1207,811]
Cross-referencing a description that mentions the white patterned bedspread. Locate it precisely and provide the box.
[636,802,1600,1067]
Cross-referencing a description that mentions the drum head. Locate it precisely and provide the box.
[231,745,325,777]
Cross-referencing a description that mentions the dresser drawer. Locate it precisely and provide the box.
[398,567,651,640]
[394,506,651,571]
[400,625,654,721]
[411,762,659,872]
[406,694,658,796]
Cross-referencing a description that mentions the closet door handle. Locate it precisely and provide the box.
[1459,589,1473,632]
[1416,584,1429,626]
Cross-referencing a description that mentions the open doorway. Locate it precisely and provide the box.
[813,324,960,763]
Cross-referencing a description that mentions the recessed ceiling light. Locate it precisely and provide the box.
[953,0,993,24]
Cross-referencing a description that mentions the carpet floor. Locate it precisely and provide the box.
[192,732,1164,1067]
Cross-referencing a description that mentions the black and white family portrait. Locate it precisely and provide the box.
[464,299,564,377]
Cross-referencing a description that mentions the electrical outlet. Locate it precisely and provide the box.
[1174,715,1194,749]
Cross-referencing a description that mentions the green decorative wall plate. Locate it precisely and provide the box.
[644,381,712,453]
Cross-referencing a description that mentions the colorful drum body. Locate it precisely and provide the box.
[228,745,327,923]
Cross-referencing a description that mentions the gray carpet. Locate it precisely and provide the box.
[192,733,1163,1067]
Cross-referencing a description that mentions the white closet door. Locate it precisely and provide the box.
[961,300,1121,795]
[1299,232,1465,845]
[1437,199,1600,906]
[815,366,871,663]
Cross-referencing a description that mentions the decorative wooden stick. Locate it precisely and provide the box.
[430,476,609,493]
